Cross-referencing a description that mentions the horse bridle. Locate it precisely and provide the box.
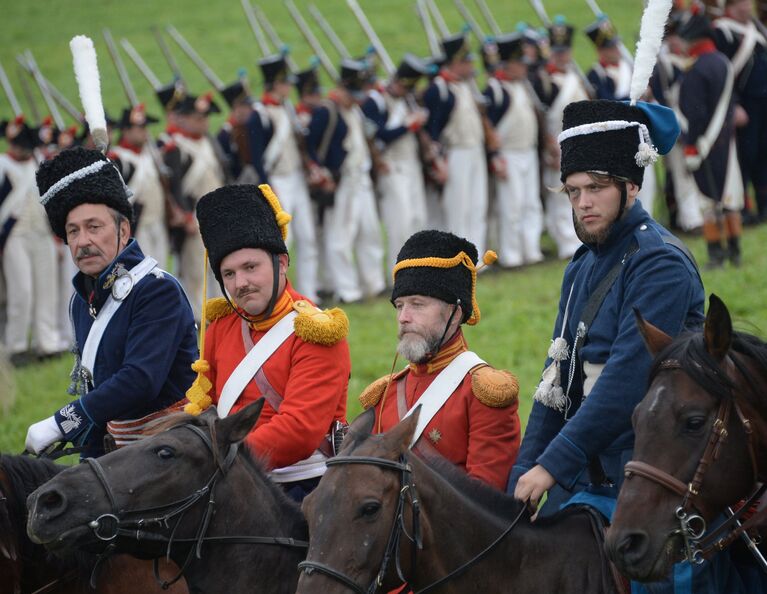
[297,454,527,594]
[623,357,766,565]
[83,422,308,589]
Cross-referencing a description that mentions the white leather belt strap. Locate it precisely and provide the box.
[81,256,158,386]
[403,351,485,447]
[217,311,298,418]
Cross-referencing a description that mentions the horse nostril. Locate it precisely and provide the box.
[617,530,650,563]
[37,487,68,517]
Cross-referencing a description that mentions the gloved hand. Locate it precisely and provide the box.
[25,416,63,455]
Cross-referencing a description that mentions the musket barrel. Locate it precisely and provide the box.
[23,50,66,130]
[286,0,339,80]
[165,25,225,90]
[104,28,140,106]
[416,0,442,58]
[475,0,502,36]
[152,26,185,85]
[254,4,299,71]
[120,38,163,90]
[0,59,23,115]
[425,0,451,37]
[453,0,486,41]
[346,0,396,75]
[242,0,273,57]
[310,3,351,58]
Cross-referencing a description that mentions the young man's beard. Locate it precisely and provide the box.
[572,211,615,245]
[397,328,444,364]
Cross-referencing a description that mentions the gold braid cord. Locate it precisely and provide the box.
[258,183,292,240]
[185,250,214,415]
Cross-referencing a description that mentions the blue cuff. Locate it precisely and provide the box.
[54,399,91,442]
[537,433,589,491]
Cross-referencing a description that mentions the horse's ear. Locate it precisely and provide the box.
[704,294,732,360]
[340,408,376,454]
[215,399,265,445]
[383,405,420,455]
[634,307,673,356]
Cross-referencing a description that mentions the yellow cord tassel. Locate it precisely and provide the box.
[184,249,213,415]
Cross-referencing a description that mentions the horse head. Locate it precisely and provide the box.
[606,294,767,582]
[297,407,421,594]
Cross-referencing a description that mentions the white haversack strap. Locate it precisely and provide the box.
[81,256,158,383]
[403,350,485,447]
[217,311,298,418]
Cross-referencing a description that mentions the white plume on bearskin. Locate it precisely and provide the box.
[629,0,673,105]
[70,35,108,151]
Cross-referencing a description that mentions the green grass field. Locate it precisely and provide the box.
[2,1,767,454]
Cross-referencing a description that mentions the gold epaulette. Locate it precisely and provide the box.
[358,369,408,409]
[292,300,349,346]
[205,297,234,323]
[470,365,519,408]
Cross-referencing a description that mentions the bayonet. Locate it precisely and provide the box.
[103,29,140,106]
[18,55,86,121]
[416,0,443,58]
[346,0,395,75]
[241,0,273,57]
[254,4,299,71]
[120,38,163,90]
[0,59,23,115]
[474,0,502,36]
[425,0,451,37]
[152,26,185,86]
[16,64,41,122]
[453,0,486,42]
[310,3,351,58]
[165,25,225,90]
[286,0,339,80]
[21,51,67,130]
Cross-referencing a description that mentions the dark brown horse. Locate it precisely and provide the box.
[25,400,308,594]
[297,408,621,594]
[605,294,767,582]
[0,453,186,594]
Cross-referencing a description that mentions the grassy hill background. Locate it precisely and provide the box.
[2,1,767,454]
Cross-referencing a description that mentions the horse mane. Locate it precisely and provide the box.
[649,328,767,408]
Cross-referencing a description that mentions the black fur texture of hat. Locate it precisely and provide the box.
[196,184,288,284]
[36,147,133,241]
[391,230,478,323]
[560,100,651,187]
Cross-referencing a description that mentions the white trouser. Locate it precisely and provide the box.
[424,183,445,232]
[543,166,581,260]
[378,159,428,272]
[180,230,220,322]
[442,146,488,255]
[135,220,170,270]
[270,170,320,302]
[324,169,385,302]
[58,248,78,347]
[665,145,704,231]
[636,163,657,219]
[3,228,62,354]
[495,149,544,267]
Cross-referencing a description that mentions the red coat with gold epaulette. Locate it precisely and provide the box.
[362,331,521,490]
[204,284,350,470]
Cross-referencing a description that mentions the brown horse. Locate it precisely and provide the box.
[605,294,767,582]
[297,408,622,594]
[0,453,186,594]
[25,400,307,594]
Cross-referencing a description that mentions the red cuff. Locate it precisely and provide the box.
[683,145,698,156]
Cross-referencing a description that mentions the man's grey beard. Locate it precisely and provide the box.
[572,210,614,245]
[397,330,444,364]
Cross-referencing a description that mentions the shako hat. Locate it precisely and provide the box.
[1,115,42,151]
[441,33,473,63]
[496,33,526,62]
[220,79,251,107]
[548,16,574,51]
[259,54,297,86]
[172,91,221,116]
[36,146,134,241]
[116,104,159,129]
[558,99,679,187]
[296,62,321,97]
[394,54,431,87]
[391,230,496,326]
[156,80,185,111]
[676,6,713,41]
[585,17,621,49]
[196,184,291,284]
[339,58,370,92]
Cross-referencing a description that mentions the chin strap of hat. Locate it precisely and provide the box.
[617,182,628,221]
[424,299,462,362]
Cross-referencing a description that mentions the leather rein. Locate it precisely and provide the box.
[82,423,308,589]
[297,454,527,594]
[623,357,766,566]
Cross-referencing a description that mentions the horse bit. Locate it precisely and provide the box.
[297,454,527,594]
[623,358,766,568]
[83,422,308,589]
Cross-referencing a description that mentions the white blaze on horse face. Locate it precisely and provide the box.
[647,384,667,415]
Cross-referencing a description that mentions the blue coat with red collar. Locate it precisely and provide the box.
[56,239,198,457]
[508,201,704,508]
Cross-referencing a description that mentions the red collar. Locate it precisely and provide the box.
[261,92,282,107]
[165,124,202,140]
[118,138,143,154]
[439,69,460,83]
[408,330,469,376]
[546,62,565,75]
[296,102,312,114]
[689,39,718,58]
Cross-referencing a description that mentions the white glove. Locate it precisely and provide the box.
[25,416,63,455]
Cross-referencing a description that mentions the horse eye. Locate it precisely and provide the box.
[359,501,381,519]
[155,446,176,460]
[684,416,707,433]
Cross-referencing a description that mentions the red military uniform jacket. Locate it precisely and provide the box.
[204,282,350,470]
[360,331,521,490]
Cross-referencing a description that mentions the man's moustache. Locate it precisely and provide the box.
[76,247,103,260]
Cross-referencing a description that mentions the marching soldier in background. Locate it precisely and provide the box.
[110,104,169,267]
[361,54,430,272]
[160,87,226,319]
[194,183,350,501]
[585,17,632,101]
[215,78,257,183]
[247,54,319,303]
[0,117,65,366]
[424,33,489,256]
[305,59,385,304]
[359,229,520,490]
[677,9,744,268]
[540,16,589,260]
[712,0,767,225]
[485,33,544,268]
